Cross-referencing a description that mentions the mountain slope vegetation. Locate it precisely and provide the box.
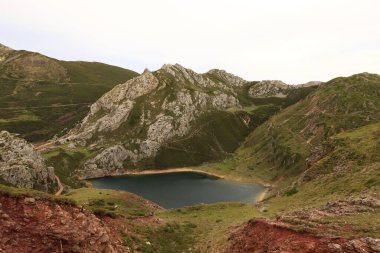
[201,73,380,184]
[0,44,138,142]
[1,43,379,252]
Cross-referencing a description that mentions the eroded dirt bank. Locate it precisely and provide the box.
[227,219,380,253]
[0,194,129,253]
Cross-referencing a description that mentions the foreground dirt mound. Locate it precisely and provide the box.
[227,219,380,253]
[0,194,129,253]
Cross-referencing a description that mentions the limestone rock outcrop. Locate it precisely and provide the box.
[0,131,56,191]
[249,80,291,98]
[249,80,322,98]
[62,64,247,178]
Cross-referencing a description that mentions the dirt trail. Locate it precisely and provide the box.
[35,141,57,151]
[54,176,64,196]
[0,102,91,110]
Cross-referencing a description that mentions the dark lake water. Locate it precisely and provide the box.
[89,172,265,208]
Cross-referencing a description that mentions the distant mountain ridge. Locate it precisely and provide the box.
[0,43,138,142]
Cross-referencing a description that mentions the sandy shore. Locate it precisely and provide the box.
[255,188,269,202]
[116,167,226,179]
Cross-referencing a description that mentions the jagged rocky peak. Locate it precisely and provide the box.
[161,63,186,71]
[249,80,291,98]
[158,63,248,88]
[159,63,201,82]
[207,69,249,87]
[143,67,151,74]
[65,68,160,142]
[0,131,57,190]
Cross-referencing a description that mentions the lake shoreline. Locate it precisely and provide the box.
[87,170,268,208]
[83,167,271,202]
[84,167,271,204]
[123,168,272,202]
[119,168,226,179]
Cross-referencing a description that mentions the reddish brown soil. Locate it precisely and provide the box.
[227,219,377,253]
[0,194,129,253]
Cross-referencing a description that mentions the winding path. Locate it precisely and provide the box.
[55,176,64,196]
[35,141,57,151]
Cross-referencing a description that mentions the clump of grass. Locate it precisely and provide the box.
[284,187,298,196]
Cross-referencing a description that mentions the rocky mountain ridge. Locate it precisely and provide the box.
[248,80,322,98]
[49,63,323,179]
[60,64,250,178]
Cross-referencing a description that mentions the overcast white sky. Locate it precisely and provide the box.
[1,0,379,83]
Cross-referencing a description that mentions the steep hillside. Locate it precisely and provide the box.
[201,73,380,182]
[194,73,380,252]
[191,73,380,247]
[0,43,138,142]
[53,64,317,179]
[0,131,57,191]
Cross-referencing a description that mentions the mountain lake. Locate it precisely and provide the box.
[89,172,265,208]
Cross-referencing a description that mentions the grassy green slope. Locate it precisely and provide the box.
[266,121,380,210]
[0,51,138,142]
[200,73,380,182]
[178,73,380,248]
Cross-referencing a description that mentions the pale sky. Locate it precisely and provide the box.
[1,0,379,83]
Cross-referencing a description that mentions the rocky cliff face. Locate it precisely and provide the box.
[249,80,291,98]
[61,64,251,178]
[0,131,56,191]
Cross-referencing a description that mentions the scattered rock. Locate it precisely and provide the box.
[23,198,36,204]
